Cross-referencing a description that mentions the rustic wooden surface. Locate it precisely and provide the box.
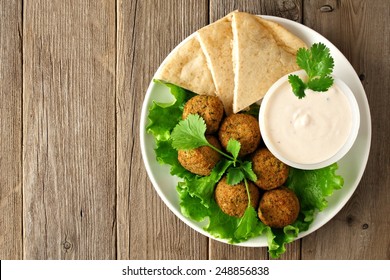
[0,0,389,260]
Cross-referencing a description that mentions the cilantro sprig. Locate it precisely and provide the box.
[288,42,335,99]
[171,114,257,186]
[148,81,345,259]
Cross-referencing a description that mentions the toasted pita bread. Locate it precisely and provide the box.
[256,17,307,55]
[197,13,234,115]
[232,12,307,113]
[155,36,216,96]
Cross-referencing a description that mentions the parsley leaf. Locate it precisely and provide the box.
[226,167,245,185]
[226,139,241,161]
[240,161,257,182]
[307,76,334,92]
[288,74,307,99]
[289,42,335,98]
[171,114,209,150]
[171,114,236,161]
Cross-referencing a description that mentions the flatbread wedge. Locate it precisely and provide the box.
[257,17,307,55]
[155,36,216,96]
[197,13,234,115]
[232,12,307,113]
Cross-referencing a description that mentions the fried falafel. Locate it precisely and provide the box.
[178,135,221,176]
[252,148,289,190]
[218,113,261,157]
[215,176,260,218]
[182,95,224,134]
[258,187,300,228]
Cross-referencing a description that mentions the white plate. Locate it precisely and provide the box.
[140,16,372,247]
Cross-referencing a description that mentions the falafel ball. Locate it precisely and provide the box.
[178,135,221,176]
[215,176,260,218]
[258,187,300,228]
[218,114,261,157]
[252,148,289,190]
[182,95,224,134]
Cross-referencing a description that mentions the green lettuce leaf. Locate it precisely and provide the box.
[146,80,195,141]
[155,140,188,178]
[205,202,267,243]
[177,182,209,222]
[232,207,267,243]
[184,159,233,207]
[266,214,307,259]
[146,81,345,259]
[204,199,239,239]
[266,163,345,258]
[243,103,260,117]
[147,80,195,178]
[286,163,344,211]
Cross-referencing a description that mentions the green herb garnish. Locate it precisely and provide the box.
[171,114,256,186]
[288,42,335,99]
[171,114,209,150]
[170,111,265,244]
[147,80,344,259]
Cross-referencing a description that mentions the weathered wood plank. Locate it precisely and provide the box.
[209,0,303,260]
[0,0,23,260]
[23,0,116,259]
[116,0,209,259]
[209,242,267,260]
[302,0,390,259]
[210,0,302,22]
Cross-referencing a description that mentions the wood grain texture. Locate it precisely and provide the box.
[209,0,303,260]
[209,242,267,260]
[23,0,116,259]
[116,0,209,259]
[302,0,390,259]
[0,0,388,261]
[0,0,23,260]
[210,0,302,22]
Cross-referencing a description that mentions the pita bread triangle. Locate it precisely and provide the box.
[232,12,307,113]
[197,12,234,115]
[155,35,216,96]
[256,17,307,55]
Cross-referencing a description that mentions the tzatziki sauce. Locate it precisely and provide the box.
[261,80,353,165]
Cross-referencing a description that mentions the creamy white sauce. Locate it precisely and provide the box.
[262,81,353,164]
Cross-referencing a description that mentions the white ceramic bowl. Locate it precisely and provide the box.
[259,70,360,170]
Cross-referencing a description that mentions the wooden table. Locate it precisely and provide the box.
[1,0,389,260]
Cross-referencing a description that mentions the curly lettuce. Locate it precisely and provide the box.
[146,80,344,258]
